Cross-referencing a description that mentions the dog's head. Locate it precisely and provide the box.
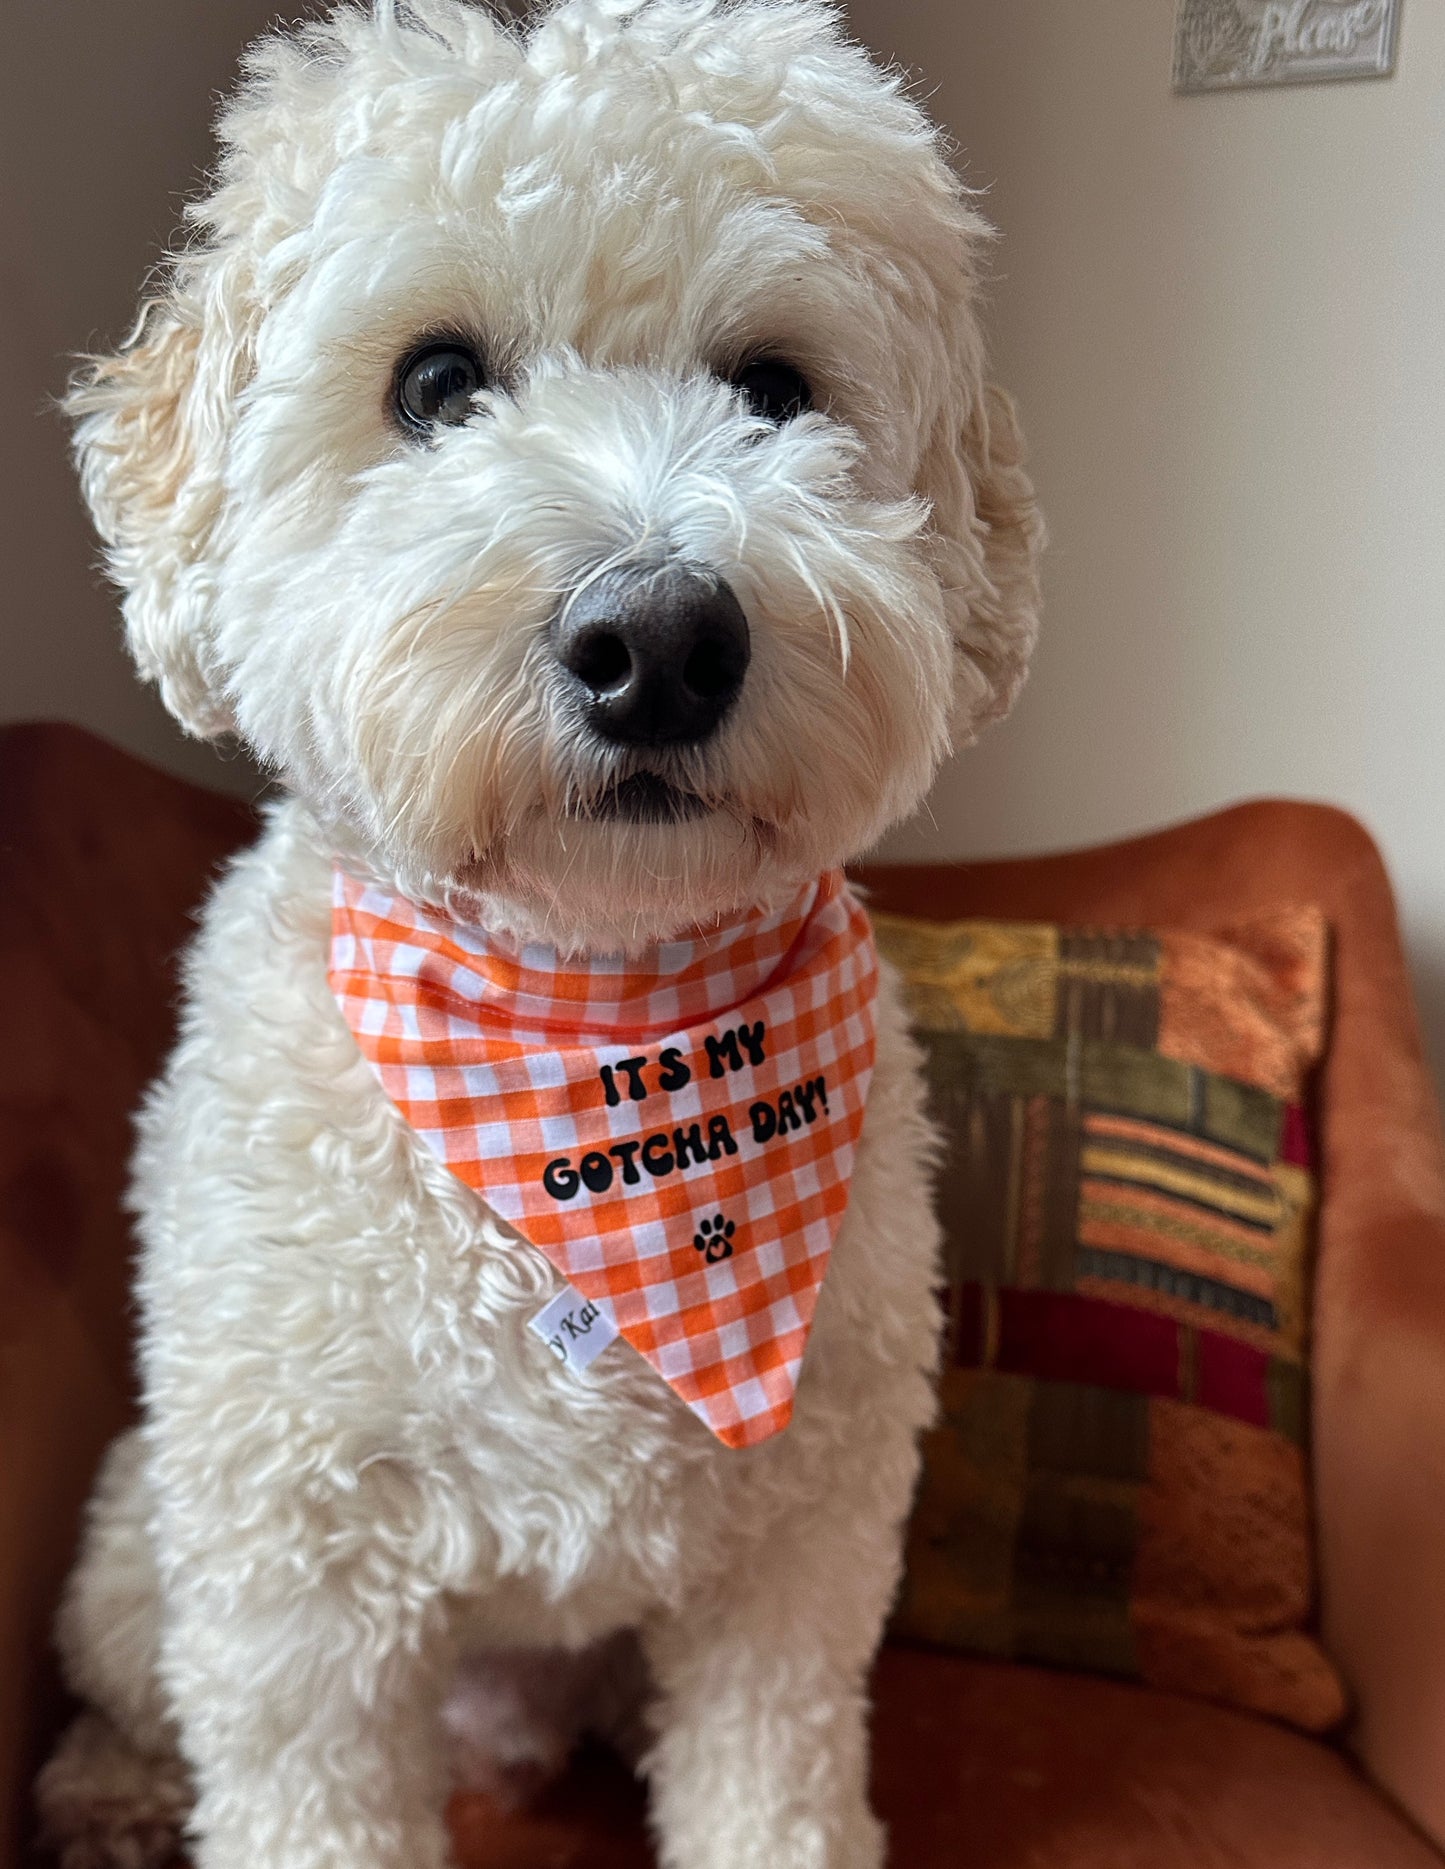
[71,0,1041,946]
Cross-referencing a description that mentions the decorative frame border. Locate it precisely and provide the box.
[1173,0,1402,94]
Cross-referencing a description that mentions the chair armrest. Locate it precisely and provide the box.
[0,722,257,1865]
[1304,828,1445,1847]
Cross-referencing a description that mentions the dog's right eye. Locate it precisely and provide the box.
[395,341,486,433]
[727,358,814,425]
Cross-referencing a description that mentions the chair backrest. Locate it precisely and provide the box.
[3,729,1444,1856]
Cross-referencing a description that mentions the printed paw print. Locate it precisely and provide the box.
[694,1213,736,1264]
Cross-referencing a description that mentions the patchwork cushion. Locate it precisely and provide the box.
[871,908,1346,1732]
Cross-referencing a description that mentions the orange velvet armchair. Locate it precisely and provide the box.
[3,720,1444,1869]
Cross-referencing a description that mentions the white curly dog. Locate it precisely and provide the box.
[37,3,1041,1865]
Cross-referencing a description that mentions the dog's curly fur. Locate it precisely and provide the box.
[37,3,1042,1865]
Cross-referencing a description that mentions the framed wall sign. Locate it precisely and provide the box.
[1173,0,1402,93]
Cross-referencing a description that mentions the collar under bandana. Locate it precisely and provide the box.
[328,867,878,1448]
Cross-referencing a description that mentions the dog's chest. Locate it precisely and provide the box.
[393,1098,910,1627]
[157,807,928,1621]
[392,1182,753,1614]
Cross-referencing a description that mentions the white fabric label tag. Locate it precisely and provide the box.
[529,1285,619,1373]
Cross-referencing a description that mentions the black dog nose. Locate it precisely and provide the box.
[554,564,750,747]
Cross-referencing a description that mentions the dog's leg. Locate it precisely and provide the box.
[163,1588,454,1869]
[154,1471,458,1869]
[38,1430,194,1867]
[643,1438,917,1869]
[52,1431,173,1749]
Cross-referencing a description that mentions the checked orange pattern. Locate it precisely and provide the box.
[329,867,878,1447]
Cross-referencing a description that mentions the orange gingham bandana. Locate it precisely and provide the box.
[329,867,878,1448]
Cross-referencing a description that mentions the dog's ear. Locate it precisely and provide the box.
[67,281,245,740]
[915,371,1045,741]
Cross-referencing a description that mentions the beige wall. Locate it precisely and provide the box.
[7,1,1444,1079]
[2,0,283,796]
[849,0,1445,1084]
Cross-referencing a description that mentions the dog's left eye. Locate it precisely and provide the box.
[727,358,813,424]
[395,341,486,432]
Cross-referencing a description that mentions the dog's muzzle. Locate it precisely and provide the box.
[554,563,750,748]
